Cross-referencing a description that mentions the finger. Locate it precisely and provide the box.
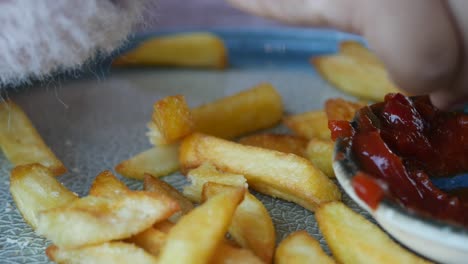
[226,0,360,33]
[359,0,460,97]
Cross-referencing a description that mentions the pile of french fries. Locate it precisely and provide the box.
[2,36,431,263]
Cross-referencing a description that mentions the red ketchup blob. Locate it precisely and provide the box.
[334,93,468,227]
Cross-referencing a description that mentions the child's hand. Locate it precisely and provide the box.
[228,0,468,109]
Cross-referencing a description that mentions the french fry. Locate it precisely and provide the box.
[126,227,167,256]
[312,41,400,102]
[153,220,175,233]
[112,32,228,69]
[325,98,365,121]
[211,242,264,264]
[203,182,275,263]
[9,164,78,229]
[115,145,179,180]
[157,188,245,264]
[37,190,179,249]
[316,202,431,264]
[89,170,128,197]
[144,175,194,222]
[180,133,341,211]
[183,162,247,203]
[149,95,194,145]
[46,242,158,264]
[283,110,331,140]
[305,138,335,178]
[275,230,336,264]
[339,41,383,67]
[192,83,283,139]
[239,134,307,157]
[0,100,66,175]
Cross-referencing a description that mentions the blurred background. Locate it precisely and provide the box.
[140,0,283,30]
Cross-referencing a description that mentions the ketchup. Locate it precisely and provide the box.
[334,93,468,227]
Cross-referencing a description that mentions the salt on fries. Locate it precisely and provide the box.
[46,242,158,264]
[203,182,276,263]
[115,145,179,179]
[37,186,179,249]
[316,202,430,264]
[275,230,336,264]
[239,133,307,157]
[313,41,400,101]
[10,164,77,229]
[0,100,66,175]
[283,110,331,140]
[112,32,228,69]
[157,187,245,264]
[180,133,341,211]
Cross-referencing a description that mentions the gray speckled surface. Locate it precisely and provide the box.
[0,67,372,263]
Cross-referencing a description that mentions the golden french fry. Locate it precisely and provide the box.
[283,110,331,140]
[339,41,383,67]
[312,42,400,102]
[112,32,228,69]
[211,242,264,264]
[0,100,66,175]
[153,220,175,233]
[203,182,275,264]
[89,170,128,197]
[126,227,167,256]
[46,242,158,264]
[238,134,307,157]
[9,164,78,229]
[192,83,283,139]
[275,230,335,264]
[149,95,194,145]
[184,162,247,203]
[180,133,341,212]
[305,138,335,178]
[115,145,179,180]
[316,202,430,264]
[325,98,365,121]
[144,174,194,222]
[157,188,245,264]
[37,190,179,249]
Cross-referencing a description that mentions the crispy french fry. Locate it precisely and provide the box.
[112,32,228,69]
[316,202,430,264]
[275,230,335,264]
[184,162,247,203]
[46,242,158,264]
[283,110,331,140]
[144,175,194,222]
[305,138,335,178]
[192,83,283,139]
[9,164,77,229]
[239,134,307,157]
[312,42,400,102]
[203,182,275,263]
[157,188,245,264]
[339,41,383,67]
[115,145,179,180]
[149,95,194,145]
[180,133,341,211]
[89,171,128,197]
[325,98,365,121]
[37,190,179,249]
[0,100,66,175]
[126,227,167,256]
[211,242,264,264]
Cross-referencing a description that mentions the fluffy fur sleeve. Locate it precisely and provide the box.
[0,0,151,87]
